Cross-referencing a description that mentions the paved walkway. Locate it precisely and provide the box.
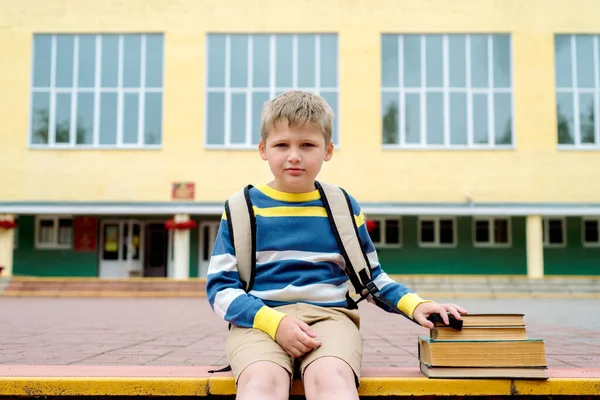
[0,297,599,369]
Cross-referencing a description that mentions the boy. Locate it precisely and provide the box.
[206,91,467,400]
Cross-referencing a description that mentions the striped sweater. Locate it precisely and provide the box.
[206,184,428,339]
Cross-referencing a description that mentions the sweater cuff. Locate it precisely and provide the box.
[253,306,288,340]
[397,293,431,319]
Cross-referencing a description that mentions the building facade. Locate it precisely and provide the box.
[0,0,599,279]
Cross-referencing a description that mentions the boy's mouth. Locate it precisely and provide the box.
[285,168,304,176]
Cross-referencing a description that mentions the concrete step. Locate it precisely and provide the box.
[2,276,598,298]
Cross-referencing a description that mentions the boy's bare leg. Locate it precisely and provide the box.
[303,357,359,400]
[236,361,291,400]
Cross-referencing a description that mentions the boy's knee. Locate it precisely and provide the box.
[304,358,356,392]
[237,362,290,398]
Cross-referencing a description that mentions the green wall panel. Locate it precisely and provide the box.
[189,223,199,278]
[12,214,598,277]
[376,217,528,275]
[13,216,98,277]
[544,217,600,275]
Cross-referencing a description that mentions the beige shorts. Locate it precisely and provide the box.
[226,302,362,385]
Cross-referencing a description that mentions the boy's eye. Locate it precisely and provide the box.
[302,143,315,147]
[274,143,288,147]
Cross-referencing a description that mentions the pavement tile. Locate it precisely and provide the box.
[0,296,598,370]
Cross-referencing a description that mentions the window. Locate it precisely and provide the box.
[555,35,600,148]
[205,34,339,148]
[35,216,73,249]
[13,218,18,250]
[543,217,566,247]
[473,217,511,247]
[419,217,456,247]
[582,218,600,247]
[381,34,513,148]
[367,218,402,247]
[30,34,164,148]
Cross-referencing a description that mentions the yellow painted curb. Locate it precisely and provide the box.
[205,376,237,395]
[359,378,510,396]
[513,378,600,395]
[1,376,599,397]
[0,377,209,396]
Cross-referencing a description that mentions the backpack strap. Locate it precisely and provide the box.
[314,181,372,293]
[314,181,419,323]
[224,185,256,292]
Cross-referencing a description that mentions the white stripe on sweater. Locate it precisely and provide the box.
[256,250,345,269]
[214,288,246,318]
[207,253,237,276]
[249,281,350,303]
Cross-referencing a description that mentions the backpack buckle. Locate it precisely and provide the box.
[366,281,380,298]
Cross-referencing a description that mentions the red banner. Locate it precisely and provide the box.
[73,217,98,252]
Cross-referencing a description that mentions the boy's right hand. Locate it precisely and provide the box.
[275,316,322,358]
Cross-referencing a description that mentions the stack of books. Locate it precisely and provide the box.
[418,313,548,379]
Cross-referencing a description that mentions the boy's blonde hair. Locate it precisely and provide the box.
[260,91,334,144]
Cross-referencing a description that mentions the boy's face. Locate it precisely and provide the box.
[259,120,334,193]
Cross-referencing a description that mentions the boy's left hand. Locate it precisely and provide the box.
[413,302,468,329]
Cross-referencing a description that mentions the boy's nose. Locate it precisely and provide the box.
[288,150,301,163]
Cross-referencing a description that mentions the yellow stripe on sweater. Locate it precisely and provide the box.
[222,207,365,228]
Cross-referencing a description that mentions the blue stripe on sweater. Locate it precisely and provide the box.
[252,260,348,291]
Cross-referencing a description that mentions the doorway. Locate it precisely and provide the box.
[198,221,220,277]
[144,223,168,277]
[99,220,144,278]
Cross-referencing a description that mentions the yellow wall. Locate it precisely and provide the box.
[1,0,600,204]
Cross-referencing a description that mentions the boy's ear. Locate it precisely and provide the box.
[324,140,334,161]
[258,140,268,161]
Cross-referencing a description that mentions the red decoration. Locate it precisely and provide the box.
[366,219,378,233]
[0,220,17,229]
[74,217,98,252]
[165,219,197,230]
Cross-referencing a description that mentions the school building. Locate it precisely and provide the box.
[0,0,598,280]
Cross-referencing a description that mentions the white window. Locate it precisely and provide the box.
[473,217,511,247]
[543,217,566,247]
[30,34,164,148]
[419,217,456,247]
[35,216,73,249]
[13,219,18,250]
[555,35,600,148]
[205,34,339,148]
[367,218,402,247]
[381,34,513,148]
[582,218,600,247]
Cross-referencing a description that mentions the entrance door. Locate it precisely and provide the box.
[198,221,220,277]
[144,223,168,277]
[99,220,144,278]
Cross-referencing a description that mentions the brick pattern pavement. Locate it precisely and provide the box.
[0,297,598,369]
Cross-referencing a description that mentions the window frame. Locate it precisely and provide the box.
[29,33,164,149]
[472,217,512,248]
[418,216,457,248]
[13,218,18,250]
[367,217,402,248]
[35,215,74,249]
[204,33,340,150]
[555,34,600,150]
[381,33,515,150]
[543,217,567,248]
[582,217,600,247]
